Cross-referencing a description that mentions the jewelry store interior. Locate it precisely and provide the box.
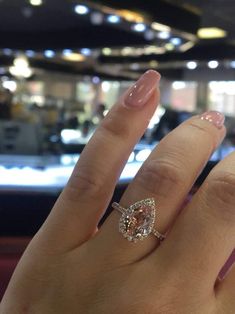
[1,0,235,299]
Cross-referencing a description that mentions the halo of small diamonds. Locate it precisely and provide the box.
[118,198,156,243]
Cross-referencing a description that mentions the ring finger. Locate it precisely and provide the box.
[94,110,226,264]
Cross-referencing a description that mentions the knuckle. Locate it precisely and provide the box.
[99,112,131,141]
[204,171,235,221]
[136,159,185,196]
[64,166,107,202]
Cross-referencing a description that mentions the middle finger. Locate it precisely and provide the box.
[94,111,226,264]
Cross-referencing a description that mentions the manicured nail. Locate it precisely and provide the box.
[124,70,161,108]
[200,110,225,129]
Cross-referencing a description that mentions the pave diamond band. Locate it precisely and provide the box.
[112,198,165,243]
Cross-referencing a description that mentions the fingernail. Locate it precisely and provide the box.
[124,70,161,108]
[200,110,225,129]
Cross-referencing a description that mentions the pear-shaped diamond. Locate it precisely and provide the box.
[119,199,156,242]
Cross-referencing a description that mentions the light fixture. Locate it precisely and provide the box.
[44,50,55,58]
[92,76,100,84]
[197,27,227,39]
[74,4,89,15]
[165,43,174,51]
[121,47,133,56]
[14,56,29,68]
[107,15,120,24]
[186,61,198,70]
[2,80,17,92]
[151,22,171,32]
[29,0,42,5]
[117,10,144,23]
[62,49,73,56]
[10,56,33,78]
[172,81,186,90]
[170,37,182,46]
[130,63,140,70]
[144,30,155,41]
[62,53,85,62]
[90,12,103,25]
[157,31,170,40]
[149,60,158,68]
[25,50,35,57]
[132,23,146,32]
[102,47,112,56]
[80,48,91,56]
[2,48,13,56]
[29,0,43,6]
[230,61,235,68]
[208,60,219,69]
[101,81,111,92]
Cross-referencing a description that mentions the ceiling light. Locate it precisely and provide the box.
[2,80,17,92]
[92,76,100,84]
[102,47,112,56]
[9,66,33,78]
[117,10,143,23]
[165,43,174,51]
[102,81,111,92]
[14,56,29,68]
[230,61,235,68]
[80,48,91,56]
[179,41,195,52]
[107,15,120,24]
[74,5,89,15]
[149,60,158,68]
[121,47,133,56]
[29,0,43,6]
[208,60,219,69]
[186,61,198,70]
[2,48,13,56]
[132,23,146,32]
[62,49,73,56]
[90,12,103,25]
[25,50,35,57]
[130,63,140,70]
[62,53,85,62]
[144,30,155,41]
[157,31,170,40]
[170,37,182,45]
[151,22,171,32]
[172,81,186,90]
[44,50,55,58]
[197,27,227,39]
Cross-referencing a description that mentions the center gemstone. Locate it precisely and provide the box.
[119,201,155,242]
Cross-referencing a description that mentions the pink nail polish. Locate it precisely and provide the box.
[124,70,161,108]
[200,110,225,129]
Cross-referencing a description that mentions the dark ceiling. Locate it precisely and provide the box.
[1,0,235,79]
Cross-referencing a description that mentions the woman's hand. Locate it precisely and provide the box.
[1,70,234,314]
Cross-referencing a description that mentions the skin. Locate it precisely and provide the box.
[0,77,234,314]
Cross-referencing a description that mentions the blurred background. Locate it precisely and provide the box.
[1,0,235,298]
